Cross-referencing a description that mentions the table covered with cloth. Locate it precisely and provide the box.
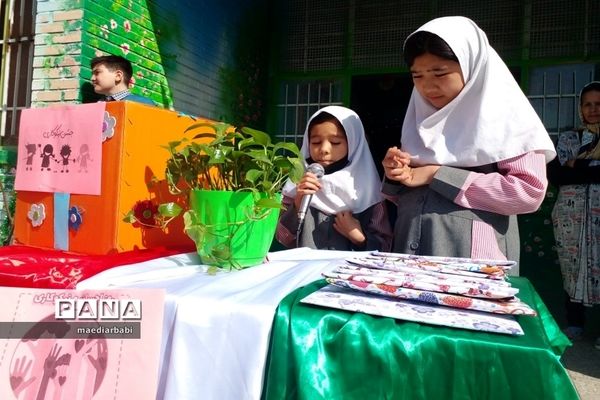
[262,278,578,400]
[3,245,576,399]
[76,247,365,399]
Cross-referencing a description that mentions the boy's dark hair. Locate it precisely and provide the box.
[308,111,346,137]
[90,55,133,85]
[403,31,459,67]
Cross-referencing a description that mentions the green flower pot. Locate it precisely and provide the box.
[185,189,281,268]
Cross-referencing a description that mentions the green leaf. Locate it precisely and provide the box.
[183,212,206,244]
[157,202,183,218]
[238,137,263,151]
[241,126,271,146]
[255,197,284,209]
[245,169,262,183]
[246,150,271,164]
[288,158,306,183]
[122,211,136,223]
[167,140,182,149]
[274,141,301,156]
[210,244,231,260]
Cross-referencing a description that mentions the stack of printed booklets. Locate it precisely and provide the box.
[301,251,536,335]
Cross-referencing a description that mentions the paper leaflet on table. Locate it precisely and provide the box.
[324,264,519,299]
[361,251,515,279]
[0,287,164,400]
[301,285,524,336]
[321,252,535,315]
[326,278,536,315]
[302,251,534,331]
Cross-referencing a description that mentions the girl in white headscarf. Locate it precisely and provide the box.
[548,81,600,344]
[382,16,556,274]
[277,106,392,250]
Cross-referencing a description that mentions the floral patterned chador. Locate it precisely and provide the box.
[551,128,600,305]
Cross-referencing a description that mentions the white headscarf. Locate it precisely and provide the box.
[578,81,600,134]
[401,16,556,167]
[282,106,382,214]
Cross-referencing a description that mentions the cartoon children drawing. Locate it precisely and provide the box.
[58,144,74,173]
[40,144,55,171]
[77,144,93,173]
[24,143,37,171]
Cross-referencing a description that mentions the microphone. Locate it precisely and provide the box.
[297,163,325,227]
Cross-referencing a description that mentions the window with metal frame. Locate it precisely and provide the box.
[274,79,344,145]
[0,0,35,143]
[528,64,595,139]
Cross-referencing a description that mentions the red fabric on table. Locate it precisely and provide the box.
[0,245,194,289]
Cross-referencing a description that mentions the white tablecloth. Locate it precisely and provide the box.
[76,248,362,400]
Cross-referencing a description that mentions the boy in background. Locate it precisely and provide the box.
[90,55,155,106]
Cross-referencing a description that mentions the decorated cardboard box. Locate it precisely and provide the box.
[13,101,214,254]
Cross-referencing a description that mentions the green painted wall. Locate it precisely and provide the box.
[80,0,173,108]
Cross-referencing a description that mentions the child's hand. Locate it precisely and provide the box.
[383,146,412,181]
[383,147,440,187]
[391,164,441,187]
[294,171,322,210]
[333,211,366,246]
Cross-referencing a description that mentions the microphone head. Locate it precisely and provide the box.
[306,163,325,179]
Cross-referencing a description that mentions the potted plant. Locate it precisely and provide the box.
[125,120,304,270]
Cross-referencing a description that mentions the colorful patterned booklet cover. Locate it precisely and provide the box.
[301,285,524,335]
[301,252,532,335]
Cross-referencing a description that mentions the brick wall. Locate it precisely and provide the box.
[32,0,172,108]
[32,0,84,107]
[80,0,172,107]
[30,0,268,120]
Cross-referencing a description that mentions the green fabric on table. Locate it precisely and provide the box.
[262,277,577,400]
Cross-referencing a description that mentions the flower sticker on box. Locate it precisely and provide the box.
[102,111,116,142]
[68,206,83,231]
[27,203,46,227]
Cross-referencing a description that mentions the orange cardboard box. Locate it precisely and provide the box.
[13,102,215,254]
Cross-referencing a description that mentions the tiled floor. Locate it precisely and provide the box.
[521,261,600,400]
[527,275,600,399]
[562,337,600,400]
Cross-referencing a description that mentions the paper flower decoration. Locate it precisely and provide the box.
[133,200,159,227]
[28,203,46,227]
[69,206,83,231]
[102,111,116,142]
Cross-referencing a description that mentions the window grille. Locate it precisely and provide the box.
[274,80,343,145]
[530,0,600,58]
[436,0,523,61]
[280,0,348,73]
[0,0,35,142]
[528,64,595,138]
[352,0,424,69]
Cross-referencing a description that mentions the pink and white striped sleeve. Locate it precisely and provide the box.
[453,151,548,215]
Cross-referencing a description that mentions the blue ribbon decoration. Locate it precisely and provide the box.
[54,192,70,250]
